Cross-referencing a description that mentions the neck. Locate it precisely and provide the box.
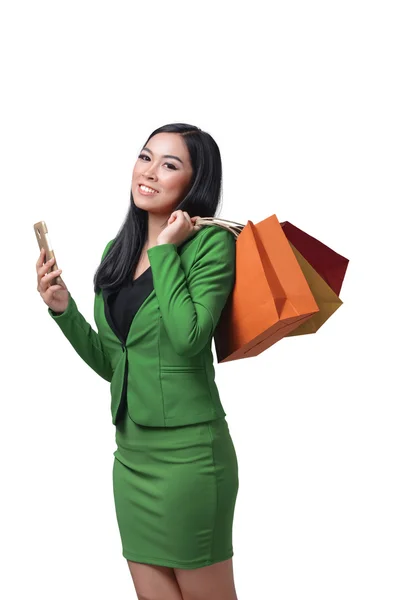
[146,212,170,248]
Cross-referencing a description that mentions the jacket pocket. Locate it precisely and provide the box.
[160,365,204,372]
[160,367,213,421]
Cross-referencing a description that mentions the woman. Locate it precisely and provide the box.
[36,123,239,600]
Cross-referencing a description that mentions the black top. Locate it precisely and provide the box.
[108,266,154,344]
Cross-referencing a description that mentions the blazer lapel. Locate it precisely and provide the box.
[102,287,125,345]
[101,232,200,347]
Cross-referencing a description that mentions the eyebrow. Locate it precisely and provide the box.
[141,146,184,165]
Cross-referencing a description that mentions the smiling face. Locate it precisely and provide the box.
[131,132,194,216]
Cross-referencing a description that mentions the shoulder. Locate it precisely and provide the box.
[192,225,236,266]
[196,224,236,251]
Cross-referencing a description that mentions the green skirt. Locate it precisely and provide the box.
[112,407,239,569]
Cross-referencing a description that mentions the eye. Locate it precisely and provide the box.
[138,154,177,170]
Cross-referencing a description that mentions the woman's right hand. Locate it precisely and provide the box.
[36,248,69,314]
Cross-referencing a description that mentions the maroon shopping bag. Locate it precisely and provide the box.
[280,221,349,296]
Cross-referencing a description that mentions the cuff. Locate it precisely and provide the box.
[147,242,178,260]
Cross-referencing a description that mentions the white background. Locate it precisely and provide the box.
[1,1,399,598]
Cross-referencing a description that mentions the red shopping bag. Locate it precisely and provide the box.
[280,221,349,296]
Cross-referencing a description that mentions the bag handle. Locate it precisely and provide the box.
[195,216,246,240]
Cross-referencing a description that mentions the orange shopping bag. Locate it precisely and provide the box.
[196,215,319,363]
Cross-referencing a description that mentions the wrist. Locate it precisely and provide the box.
[156,237,175,246]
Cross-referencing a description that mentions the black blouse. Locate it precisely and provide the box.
[108,266,154,344]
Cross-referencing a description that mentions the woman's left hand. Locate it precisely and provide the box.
[156,210,202,247]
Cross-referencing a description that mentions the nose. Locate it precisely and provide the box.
[143,165,157,180]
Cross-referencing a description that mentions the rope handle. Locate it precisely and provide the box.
[195,216,246,240]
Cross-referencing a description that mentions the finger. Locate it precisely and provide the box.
[37,259,56,285]
[37,256,55,277]
[36,247,46,267]
[47,268,62,280]
[42,285,64,304]
[39,269,62,291]
[170,212,184,224]
[168,213,177,224]
[38,255,55,269]
[39,271,60,291]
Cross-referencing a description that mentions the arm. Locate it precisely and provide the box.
[47,240,114,382]
[147,226,236,357]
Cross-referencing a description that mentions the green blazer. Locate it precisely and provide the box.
[48,225,236,427]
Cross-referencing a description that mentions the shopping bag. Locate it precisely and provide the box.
[284,243,343,336]
[280,220,349,296]
[196,215,319,363]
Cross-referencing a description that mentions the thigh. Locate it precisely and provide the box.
[127,561,183,600]
[174,558,238,600]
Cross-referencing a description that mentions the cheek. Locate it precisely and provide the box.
[132,164,141,178]
[163,173,190,193]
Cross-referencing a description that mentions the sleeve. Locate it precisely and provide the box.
[47,240,115,382]
[147,226,236,357]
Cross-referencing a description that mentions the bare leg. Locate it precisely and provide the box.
[127,560,184,600]
[174,557,238,600]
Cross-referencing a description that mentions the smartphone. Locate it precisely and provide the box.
[33,220,63,287]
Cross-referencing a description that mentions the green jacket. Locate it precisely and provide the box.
[48,225,236,427]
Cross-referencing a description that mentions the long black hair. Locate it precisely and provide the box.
[93,122,224,294]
